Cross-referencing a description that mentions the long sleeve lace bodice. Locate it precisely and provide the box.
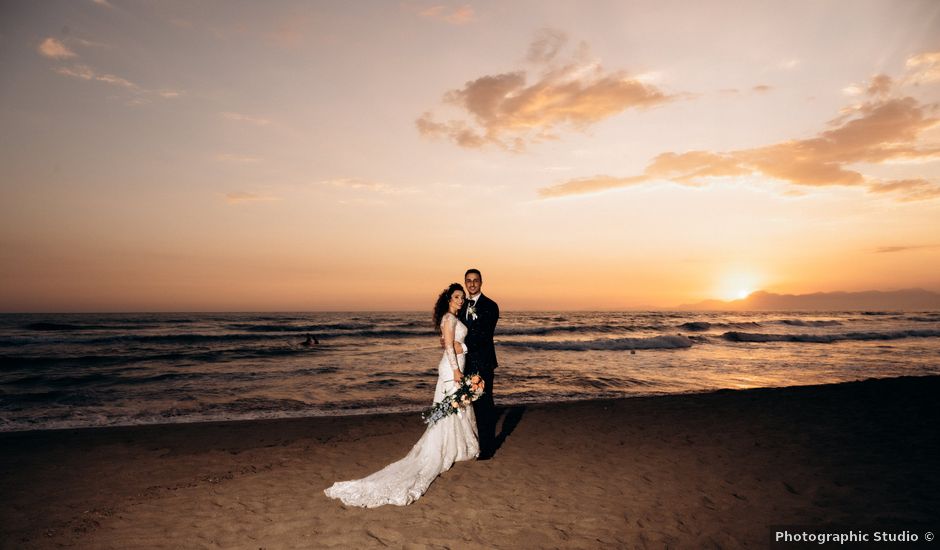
[440,312,467,372]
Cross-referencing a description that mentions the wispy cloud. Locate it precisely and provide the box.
[39,33,182,103]
[38,37,77,59]
[53,64,184,101]
[719,85,773,96]
[904,50,940,85]
[867,178,940,201]
[412,4,476,25]
[71,37,112,49]
[91,0,114,7]
[55,64,137,89]
[417,29,675,151]
[225,192,280,204]
[319,178,417,195]
[875,244,940,253]
[540,70,940,202]
[221,112,272,126]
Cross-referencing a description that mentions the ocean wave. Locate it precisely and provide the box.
[0,346,320,371]
[775,319,843,327]
[1,369,265,389]
[0,354,135,370]
[676,321,763,331]
[677,321,712,331]
[226,322,375,332]
[906,316,940,322]
[498,334,693,351]
[721,329,940,343]
[24,322,158,331]
[498,323,666,336]
[71,327,433,345]
[0,337,38,347]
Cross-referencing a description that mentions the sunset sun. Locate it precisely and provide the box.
[716,271,762,302]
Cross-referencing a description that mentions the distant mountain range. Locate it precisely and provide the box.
[677,288,940,311]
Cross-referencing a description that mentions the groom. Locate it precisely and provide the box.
[459,268,500,460]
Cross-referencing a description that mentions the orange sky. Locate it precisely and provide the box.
[1,0,939,312]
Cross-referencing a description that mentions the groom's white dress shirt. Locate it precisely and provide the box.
[466,292,481,321]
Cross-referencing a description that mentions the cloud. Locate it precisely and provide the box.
[50,61,182,103]
[221,112,272,126]
[225,192,280,204]
[54,64,137,88]
[416,4,475,25]
[417,30,674,151]
[842,84,864,96]
[318,178,416,195]
[71,37,112,49]
[526,28,567,64]
[539,73,940,201]
[904,50,940,85]
[875,244,940,253]
[538,175,649,198]
[38,37,77,59]
[91,0,114,7]
[718,85,772,96]
[867,178,940,201]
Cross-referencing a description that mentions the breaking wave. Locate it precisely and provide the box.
[498,335,693,351]
[722,329,940,343]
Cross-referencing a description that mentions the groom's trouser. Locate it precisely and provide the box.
[474,368,496,455]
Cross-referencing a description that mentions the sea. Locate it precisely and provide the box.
[1,310,939,432]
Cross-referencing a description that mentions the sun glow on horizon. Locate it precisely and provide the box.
[715,269,763,302]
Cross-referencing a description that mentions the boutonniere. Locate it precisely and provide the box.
[467,304,478,320]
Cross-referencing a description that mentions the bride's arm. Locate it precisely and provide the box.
[440,336,464,354]
[441,315,463,383]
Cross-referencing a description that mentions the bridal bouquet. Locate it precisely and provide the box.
[421,374,485,425]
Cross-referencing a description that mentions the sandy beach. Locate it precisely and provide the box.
[2,375,938,549]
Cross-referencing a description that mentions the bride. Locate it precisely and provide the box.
[323,283,479,507]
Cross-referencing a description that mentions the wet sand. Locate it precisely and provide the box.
[2,375,938,548]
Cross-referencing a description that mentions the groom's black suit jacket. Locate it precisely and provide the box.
[459,293,499,375]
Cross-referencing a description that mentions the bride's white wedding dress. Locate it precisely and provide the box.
[323,313,479,507]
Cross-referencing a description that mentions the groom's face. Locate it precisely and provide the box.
[465,273,481,296]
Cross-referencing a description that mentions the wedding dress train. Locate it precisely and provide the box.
[323,313,479,507]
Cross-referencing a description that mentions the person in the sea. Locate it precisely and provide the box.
[300,334,319,347]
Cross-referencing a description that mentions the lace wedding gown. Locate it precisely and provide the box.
[323,313,479,507]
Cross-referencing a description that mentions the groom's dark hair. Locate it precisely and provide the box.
[465,268,482,280]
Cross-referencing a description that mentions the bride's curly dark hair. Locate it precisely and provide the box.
[433,283,465,333]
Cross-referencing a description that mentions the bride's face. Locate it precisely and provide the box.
[449,290,465,311]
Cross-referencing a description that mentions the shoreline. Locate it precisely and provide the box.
[3,373,925,436]
[3,375,938,548]
[0,388,689,436]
